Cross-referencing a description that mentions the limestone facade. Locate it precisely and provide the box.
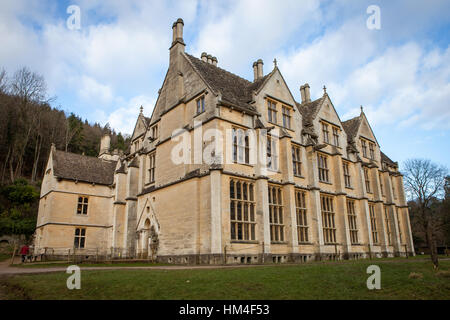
[34,18,415,263]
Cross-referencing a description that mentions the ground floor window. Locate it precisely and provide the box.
[321,195,336,244]
[74,228,86,248]
[269,185,284,242]
[347,200,358,244]
[295,190,308,243]
[230,179,256,241]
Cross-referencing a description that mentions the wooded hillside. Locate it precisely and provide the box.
[0,67,130,237]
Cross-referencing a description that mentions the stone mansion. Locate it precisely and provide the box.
[34,18,414,264]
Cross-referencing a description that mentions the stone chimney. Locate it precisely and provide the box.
[253,62,258,81]
[304,83,311,102]
[212,56,218,66]
[256,59,264,79]
[169,18,185,64]
[207,54,213,64]
[99,133,111,156]
[201,52,207,62]
[300,85,306,103]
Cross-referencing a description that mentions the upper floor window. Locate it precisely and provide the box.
[318,154,329,183]
[267,100,277,124]
[134,140,140,152]
[151,125,158,139]
[369,142,375,160]
[295,190,308,243]
[74,228,86,249]
[361,139,367,158]
[267,135,278,171]
[332,127,340,147]
[364,168,371,193]
[292,146,302,177]
[77,196,88,215]
[282,106,291,129]
[232,128,250,164]
[230,179,256,241]
[321,195,336,244]
[196,95,205,114]
[148,152,156,184]
[269,185,284,243]
[347,200,358,244]
[322,123,329,144]
[343,162,351,188]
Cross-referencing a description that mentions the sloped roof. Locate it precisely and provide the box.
[296,96,325,124]
[52,150,117,185]
[381,151,397,167]
[184,54,263,113]
[342,116,362,141]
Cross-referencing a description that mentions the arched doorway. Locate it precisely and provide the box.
[142,219,151,258]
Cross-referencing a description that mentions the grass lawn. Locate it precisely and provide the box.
[1,258,450,300]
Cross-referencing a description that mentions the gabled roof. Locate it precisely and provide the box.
[52,150,117,185]
[184,53,263,113]
[342,115,362,141]
[381,151,397,167]
[296,96,325,125]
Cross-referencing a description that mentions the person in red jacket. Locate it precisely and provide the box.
[20,244,29,263]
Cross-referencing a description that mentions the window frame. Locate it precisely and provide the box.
[364,168,371,193]
[269,185,284,243]
[295,190,309,244]
[343,161,351,188]
[196,95,205,114]
[369,203,379,245]
[76,196,88,215]
[347,200,359,245]
[292,145,302,177]
[230,179,256,242]
[322,122,330,144]
[147,152,156,184]
[282,106,291,129]
[232,127,250,165]
[321,195,337,244]
[266,135,279,171]
[318,153,330,183]
[267,99,277,124]
[74,228,86,249]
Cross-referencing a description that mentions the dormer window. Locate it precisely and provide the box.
[267,100,277,124]
[151,125,158,139]
[196,95,205,114]
[332,127,340,147]
[282,106,291,129]
[369,142,375,160]
[361,139,367,158]
[322,123,329,144]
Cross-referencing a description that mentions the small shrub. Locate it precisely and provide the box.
[408,272,423,279]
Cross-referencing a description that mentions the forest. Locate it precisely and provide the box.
[0,67,130,237]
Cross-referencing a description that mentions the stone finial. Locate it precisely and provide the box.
[360,105,364,113]
[323,85,327,94]
[273,58,277,68]
[140,105,144,114]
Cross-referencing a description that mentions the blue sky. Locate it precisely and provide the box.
[1,0,449,169]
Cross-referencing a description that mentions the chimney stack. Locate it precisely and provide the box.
[300,85,306,103]
[304,83,311,103]
[212,56,218,66]
[100,133,111,156]
[253,62,258,81]
[176,18,184,41]
[201,52,207,62]
[207,54,213,64]
[256,59,264,79]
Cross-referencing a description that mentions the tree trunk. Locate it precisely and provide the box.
[425,220,439,269]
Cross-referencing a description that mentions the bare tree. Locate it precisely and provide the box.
[0,68,8,93]
[10,67,47,103]
[403,159,448,268]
